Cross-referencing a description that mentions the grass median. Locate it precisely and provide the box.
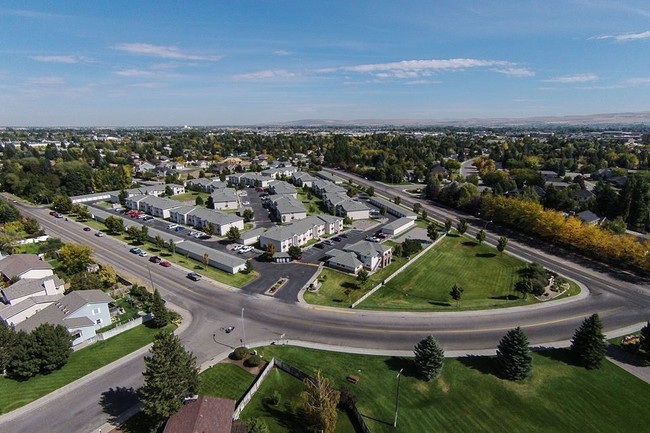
[0,323,175,414]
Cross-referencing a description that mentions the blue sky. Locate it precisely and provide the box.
[1,0,650,126]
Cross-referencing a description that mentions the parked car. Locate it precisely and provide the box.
[167,224,178,230]
[199,234,212,240]
[232,244,243,251]
[160,261,172,267]
[149,256,162,264]
[95,232,104,237]
[314,243,324,249]
[224,326,235,333]
[332,236,342,242]
[238,246,253,254]
[241,200,250,205]
[83,227,92,232]
[138,251,148,257]
[130,247,142,254]
[187,272,202,281]
[174,226,185,232]
[256,187,264,192]
[324,239,335,246]
[340,232,349,238]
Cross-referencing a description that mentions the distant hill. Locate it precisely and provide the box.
[268,111,650,128]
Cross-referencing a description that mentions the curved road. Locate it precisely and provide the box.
[1,193,648,432]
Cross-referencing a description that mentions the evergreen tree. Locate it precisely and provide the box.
[414,335,445,381]
[427,223,439,242]
[449,284,464,307]
[571,314,607,369]
[141,332,199,431]
[496,327,532,381]
[150,289,170,328]
[6,330,40,380]
[640,322,650,359]
[0,323,17,373]
[195,195,204,206]
[31,324,73,374]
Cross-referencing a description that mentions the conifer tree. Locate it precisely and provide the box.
[150,289,170,328]
[496,327,532,380]
[141,332,199,430]
[571,314,607,369]
[640,322,650,358]
[414,335,445,381]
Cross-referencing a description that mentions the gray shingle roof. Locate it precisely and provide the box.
[273,196,306,215]
[0,294,63,321]
[1,277,58,301]
[328,252,362,270]
[344,240,391,257]
[163,396,235,433]
[0,254,52,279]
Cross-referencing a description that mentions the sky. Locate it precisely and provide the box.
[1,0,650,126]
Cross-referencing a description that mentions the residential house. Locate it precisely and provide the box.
[163,396,237,433]
[110,183,185,203]
[0,254,54,281]
[430,164,449,178]
[576,210,608,226]
[15,290,114,346]
[335,199,370,220]
[326,251,363,275]
[186,178,228,193]
[210,188,239,210]
[269,181,297,197]
[315,171,345,184]
[272,196,307,223]
[292,172,317,188]
[127,195,183,219]
[311,180,347,198]
[0,276,65,326]
[260,215,343,253]
[187,208,244,235]
[343,240,392,271]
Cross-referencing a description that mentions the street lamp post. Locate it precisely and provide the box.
[241,307,247,348]
[393,368,403,428]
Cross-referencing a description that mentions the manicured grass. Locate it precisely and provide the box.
[0,323,175,414]
[254,345,650,433]
[239,367,356,433]
[297,191,327,215]
[360,234,536,311]
[303,255,409,307]
[13,243,40,254]
[199,363,257,402]
[169,191,210,203]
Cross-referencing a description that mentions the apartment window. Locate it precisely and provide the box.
[96,319,102,325]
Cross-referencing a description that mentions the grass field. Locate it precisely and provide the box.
[252,345,650,433]
[359,234,578,311]
[303,255,409,307]
[168,191,210,203]
[199,363,257,401]
[0,323,175,414]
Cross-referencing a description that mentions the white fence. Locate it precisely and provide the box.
[233,358,276,420]
[15,235,50,245]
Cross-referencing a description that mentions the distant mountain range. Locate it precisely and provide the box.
[269,111,650,128]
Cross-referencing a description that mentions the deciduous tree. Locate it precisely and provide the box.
[497,236,508,254]
[475,229,486,245]
[226,226,240,241]
[58,243,93,274]
[427,223,439,242]
[104,216,124,234]
[449,284,464,307]
[301,369,340,433]
[456,218,467,235]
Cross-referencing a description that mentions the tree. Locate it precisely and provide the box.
[30,323,72,374]
[394,196,401,205]
[456,218,467,235]
[154,235,165,249]
[449,284,464,307]
[401,238,423,257]
[497,236,508,255]
[244,259,253,274]
[427,223,439,242]
[140,332,199,430]
[203,223,214,236]
[164,185,173,197]
[242,208,254,223]
[247,418,269,433]
[413,203,421,214]
[263,243,276,260]
[496,327,532,381]
[287,245,302,260]
[69,271,103,292]
[421,209,428,220]
[58,243,93,274]
[206,196,215,209]
[77,206,91,221]
[52,194,72,213]
[195,195,204,206]
[118,189,128,206]
[571,314,606,369]
[138,225,149,244]
[640,322,650,358]
[366,186,375,197]
[0,323,17,373]
[475,229,486,245]
[0,201,20,223]
[150,289,170,328]
[444,218,453,233]
[104,216,124,234]
[98,265,118,289]
[167,239,176,254]
[6,330,39,380]
[126,226,141,242]
[22,217,42,236]
[356,269,369,285]
[202,252,210,266]
[226,226,240,242]
[514,278,533,299]
[413,335,444,381]
[301,369,340,433]
[380,206,387,216]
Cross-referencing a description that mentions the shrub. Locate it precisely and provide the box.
[245,354,262,367]
[263,390,280,406]
[231,346,249,361]
[338,386,357,410]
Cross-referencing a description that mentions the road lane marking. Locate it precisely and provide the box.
[310,307,356,314]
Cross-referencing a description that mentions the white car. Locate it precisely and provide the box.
[167,224,178,230]
[232,244,243,251]
[95,232,105,237]
[239,191,248,196]
[238,246,253,254]
[138,251,148,257]
[241,200,250,205]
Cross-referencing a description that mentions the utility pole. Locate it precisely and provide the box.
[393,368,403,428]
[241,307,247,347]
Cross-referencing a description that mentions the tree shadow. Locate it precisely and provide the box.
[534,348,580,367]
[606,344,647,367]
[489,294,519,301]
[341,282,360,290]
[476,252,496,258]
[457,355,496,376]
[428,301,451,307]
[462,241,478,247]
[383,356,418,378]
[99,386,139,425]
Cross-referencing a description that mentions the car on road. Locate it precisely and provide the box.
[255,187,265,192]
[160,261,172,267]
[83,227,91,231]
[199,234,212,240]
[366,236,381,243]
[149,256,162,264]
[130,247,142,254]
[95,232,104,237]
[142,216,154,221]
[239,191,247,196]
[138,251,148,257]
[224,326,235,333]
[49,211,58,216]
[187,272,201,281]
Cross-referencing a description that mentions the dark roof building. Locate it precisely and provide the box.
[163,396,236,433]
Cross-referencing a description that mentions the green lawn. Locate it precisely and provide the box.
[297,191,328,215]
[253,345,650,433]
[199,363,257,401]
[0,323,175,414]
[360,234,578,311]
[169,191,210,203]
[239,367,356,433]
[303,255,409,307]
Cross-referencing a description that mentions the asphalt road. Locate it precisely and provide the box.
[1,189,648,432]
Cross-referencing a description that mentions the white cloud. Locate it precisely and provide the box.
[273,50,290,56]
[321,58,533,79]
[30,55,88,64]
[543,74,598,83]
[624,77,650,86]
[27,76,64,85]
[115,69,154,77]
[112,43,221,61]
[591,30,650,41]
[233,69,296,80]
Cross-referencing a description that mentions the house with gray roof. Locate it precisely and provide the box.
[576,210,607,226]
[326,251,363,274]
[292,172,317,188]
[272,195,307,223]
[169,205,198,225]
[0,254,54,281]
[343,240,392,271]
[174,242,247,274]
[311,179,347,198]
[186,178,228,192]
[187,208,244,235]
[110,183,185,203]
[269,180,297,197]
[259,215,344,252]
[137,195,183,219]
[0,275,65,326]
[210,188,239,210]
[237,227,267,246]
[335,199,371,220]
[16,289,114,346]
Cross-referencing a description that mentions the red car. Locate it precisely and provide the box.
[160,261,172,267]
